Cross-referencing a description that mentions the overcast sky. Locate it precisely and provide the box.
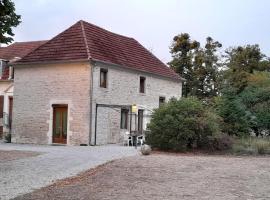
[12,0,270,63]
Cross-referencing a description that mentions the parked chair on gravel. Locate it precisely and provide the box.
[137,135,145,146]
[123,131,133,146]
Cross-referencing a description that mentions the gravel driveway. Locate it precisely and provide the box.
[12,153,270,200]
[0,143,138,200]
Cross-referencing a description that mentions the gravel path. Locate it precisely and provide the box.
[0,150,41,162]
[12,153,270,200]
[0,143,138,200]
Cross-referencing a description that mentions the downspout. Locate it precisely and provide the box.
[89,60,94,145]
[94,103,98,145]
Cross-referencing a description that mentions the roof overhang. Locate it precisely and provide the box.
[91,59,184,82]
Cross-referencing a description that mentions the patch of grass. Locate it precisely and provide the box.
[232,137,270,155]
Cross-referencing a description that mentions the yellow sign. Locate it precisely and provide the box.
[132,104,137,113]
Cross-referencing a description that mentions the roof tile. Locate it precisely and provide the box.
[17,20,180,80]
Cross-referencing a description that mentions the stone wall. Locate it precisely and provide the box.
[91,62,182,145]
[12,62,91,145]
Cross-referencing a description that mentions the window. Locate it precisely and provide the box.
[159,96,166,107]
[139,76,145,93]
[120,109,129,129]
[100,68,108,88]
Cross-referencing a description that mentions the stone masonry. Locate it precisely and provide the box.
[91,61,182,145]
[11,60,182,145]
[12,62,91,145]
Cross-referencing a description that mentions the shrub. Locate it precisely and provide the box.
[205,134,234,151]
[4,133,11,143]
[146,97,221,151]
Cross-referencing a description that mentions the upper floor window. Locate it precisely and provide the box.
[120,109,129,129]
[100,68,108,88]
[139,76,145,93]
[159,96,165,107]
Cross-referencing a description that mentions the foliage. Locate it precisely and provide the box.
[0,0,21,44]
[232,137,270,155]
[240,72,270,134]
[4,133,11,143]
[204,134,233,151]
[216,71,270,136]
[214,88,250,136]
[146,97,221,151]
[224,45,267,93]
[169,34,222,99]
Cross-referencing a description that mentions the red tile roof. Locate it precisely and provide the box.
[0,40,47,80]
[16,20,181,80]
[0,40,47,61]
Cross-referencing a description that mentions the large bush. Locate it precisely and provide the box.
[216,72,270,136]
[146,97,221,151]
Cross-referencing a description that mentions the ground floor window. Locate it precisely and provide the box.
[120,109,129,129]
[159,96,165,107]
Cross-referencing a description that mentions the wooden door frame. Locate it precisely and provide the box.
[52,104,68,144]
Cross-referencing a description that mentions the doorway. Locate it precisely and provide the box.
[52,105,68,144]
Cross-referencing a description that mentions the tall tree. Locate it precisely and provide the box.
[0,0,21,44]
[169,34,222,99]
[224,45,266,93]
[203,37,222,97]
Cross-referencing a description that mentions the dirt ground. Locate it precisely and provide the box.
[0,150,40,162]
[12,153,270,200]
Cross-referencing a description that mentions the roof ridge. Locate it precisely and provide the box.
[80,21,91,59]
[10,40,48,44]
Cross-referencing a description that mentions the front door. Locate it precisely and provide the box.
[53,106,68,144]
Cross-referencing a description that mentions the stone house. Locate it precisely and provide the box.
[0,41,46,139]
[11,20,183,145]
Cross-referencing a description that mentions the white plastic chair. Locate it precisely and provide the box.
[137,135,145,146]
[123,131,132,146]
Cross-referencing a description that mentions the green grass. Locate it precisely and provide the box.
[232,137,270,155]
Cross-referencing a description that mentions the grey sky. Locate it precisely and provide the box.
[13,0,270,63]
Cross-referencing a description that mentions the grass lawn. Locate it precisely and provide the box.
[13,153,270,200]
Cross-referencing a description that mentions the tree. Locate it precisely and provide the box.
[216,71,270,137]
[169,34,222,100]
[215,87,251,136]
[240,72,270,135]
[168,33,200,97]
[224,45,266,93]
[203,37,222,97]
[0,0,21,44]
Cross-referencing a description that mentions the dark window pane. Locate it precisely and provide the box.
[120,109,128,129]
[100,68,108,88]
[139,76,145,93]
[159,97,165,107]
